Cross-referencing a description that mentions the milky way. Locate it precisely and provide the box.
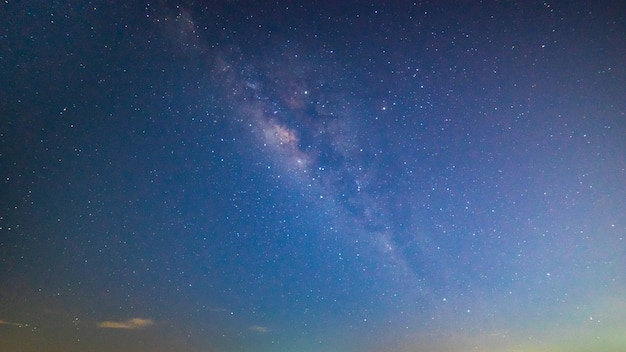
[1,2,625,352]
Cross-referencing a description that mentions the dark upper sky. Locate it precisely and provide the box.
[1,1,625,351]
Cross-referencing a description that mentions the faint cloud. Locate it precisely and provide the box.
[0,319,24,327]
[249,325,271,333]
[97,318,155,329]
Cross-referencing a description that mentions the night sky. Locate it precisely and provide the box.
[1,1,626,351]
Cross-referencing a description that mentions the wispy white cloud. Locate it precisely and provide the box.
[97,318,155,329]
[0,319,24,327]
[249,325,270,333]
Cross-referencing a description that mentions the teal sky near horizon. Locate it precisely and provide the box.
[1,1,625,351]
